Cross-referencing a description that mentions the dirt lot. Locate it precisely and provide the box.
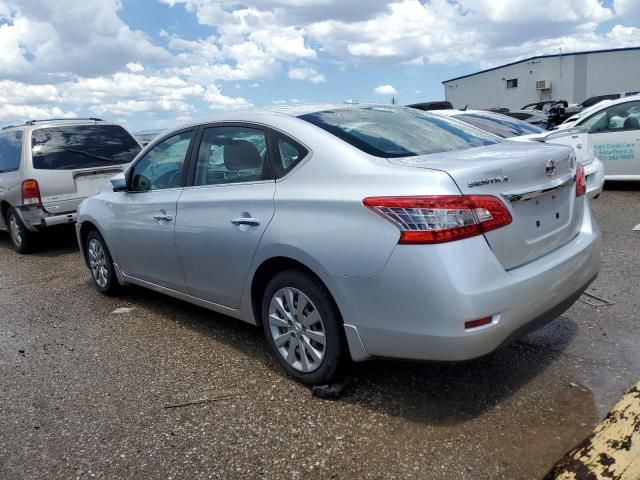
[0,185,638,480]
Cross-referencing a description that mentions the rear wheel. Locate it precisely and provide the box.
[261,269,348,385]
[6,208,34,254]
[85,230,120,295]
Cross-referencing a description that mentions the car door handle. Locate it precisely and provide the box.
[231,217,260,226]
[153,210,173,222]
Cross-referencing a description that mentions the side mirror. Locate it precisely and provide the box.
[110,172,127,192]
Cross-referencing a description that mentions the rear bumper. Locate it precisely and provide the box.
[18,206,77,231]
[336,205,601,362]
[584,156,605,198]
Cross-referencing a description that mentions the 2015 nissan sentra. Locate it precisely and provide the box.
[76,105,601,385]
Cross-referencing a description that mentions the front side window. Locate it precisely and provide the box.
[0,131,23,172]
[455,113,544,138]
[580,101,640,133]
[31,125,141,170]
[193,126,269,186]
[299,107,499,158]
[130,130,193,191]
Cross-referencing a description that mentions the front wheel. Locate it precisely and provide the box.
[261,269,349,385]
[6,208,34,254]
[85,230,120,295]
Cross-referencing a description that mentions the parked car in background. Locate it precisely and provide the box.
[0,118,142,253]
[431,109,605,198]
[521,100,568,112]
[504,109,551,129]
[406,100,454,111]
[134,129,165,147]
[555,94,640,180]
[77,105,600,385]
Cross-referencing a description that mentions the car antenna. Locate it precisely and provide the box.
[462,104,468,111]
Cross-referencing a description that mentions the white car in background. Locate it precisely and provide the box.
[430,109,605,198]
[554,95,640,180]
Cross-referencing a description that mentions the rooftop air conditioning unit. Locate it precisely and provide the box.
[536,80,551,90]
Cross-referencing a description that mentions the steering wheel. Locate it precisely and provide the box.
[154,169,182,189]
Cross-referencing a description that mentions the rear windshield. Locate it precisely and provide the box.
[31,125,141,170]
[454,113,544,138]
[299,107,499,158]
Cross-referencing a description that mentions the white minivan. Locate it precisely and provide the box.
[557,95,640,180]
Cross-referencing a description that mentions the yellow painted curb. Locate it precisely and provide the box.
[545,381,640,479]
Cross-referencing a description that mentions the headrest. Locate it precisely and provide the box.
[223,140,261,171]
[623,116,640,129]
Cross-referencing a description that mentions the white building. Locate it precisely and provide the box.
[442,47,640,110]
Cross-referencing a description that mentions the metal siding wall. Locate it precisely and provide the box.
[443,50,640,109]
[584,50,640,98]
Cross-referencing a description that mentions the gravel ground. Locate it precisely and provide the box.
[0,185,638,479]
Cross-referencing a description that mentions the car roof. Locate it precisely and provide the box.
[156,103,428,138]
[573,93,640,119]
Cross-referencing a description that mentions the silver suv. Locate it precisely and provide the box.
[0,119,141,253]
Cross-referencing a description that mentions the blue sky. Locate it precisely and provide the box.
[0,0,638,131]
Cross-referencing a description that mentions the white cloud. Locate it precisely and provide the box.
[0,72,250,124]
[0,0,168,80]
[204,85,253,109]
[126,63,145,73]
[1,0,639,128]
[0,105,76,123]
[288,66,326,83]
[374,84,398,95]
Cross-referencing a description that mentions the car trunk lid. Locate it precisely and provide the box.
[388,142,583,270]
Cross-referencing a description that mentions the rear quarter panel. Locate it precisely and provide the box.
[255,123,463,279]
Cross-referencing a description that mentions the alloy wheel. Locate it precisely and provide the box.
[8,214,22,247]
[87,238,109,288]
[268,287,326,373]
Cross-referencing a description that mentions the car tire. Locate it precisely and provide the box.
[85,230,120,296]
[261,269,349,386]
[6,208,34,254]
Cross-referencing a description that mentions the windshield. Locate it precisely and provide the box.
[453,113,544,138]
[31,124,141,170]
[299,106,499,158]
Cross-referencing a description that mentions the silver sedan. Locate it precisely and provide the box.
[76,105,601,385]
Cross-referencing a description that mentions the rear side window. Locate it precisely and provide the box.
[0,131,23,172]
[193,126,270,186]
[299,107,498,158]
[31,125,141,170]
[271,132,308,178]
[455,113,544,138]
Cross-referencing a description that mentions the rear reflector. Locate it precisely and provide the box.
[21,179,41,206]
[576,163,586,197]
[363,195,512,244]
[464,317,493,330]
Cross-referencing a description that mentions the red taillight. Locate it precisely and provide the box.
[363,195,512,244]
[576,163,586,197]
[21,179,42,206]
